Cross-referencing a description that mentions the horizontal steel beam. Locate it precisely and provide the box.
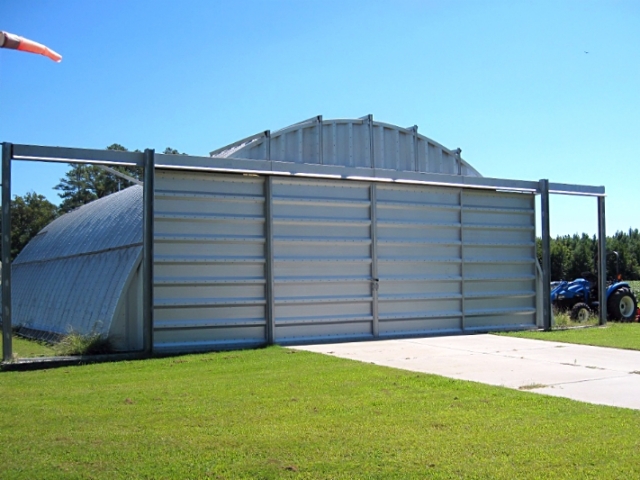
[12,144,144,167]
[8,144,605,197]
[156,154,604,197]
[548,182,605,196]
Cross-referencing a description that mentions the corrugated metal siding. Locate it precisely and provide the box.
[211,117,481,177]
[152,172,536,350]
[461,190,537,329]
[272,178,374,342]
[153,170,267,351]
[376,184,463,336]
[13,248,141,337]
[16,186,143,262]
[12,186,143,341]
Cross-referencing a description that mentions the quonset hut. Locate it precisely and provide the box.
[11,115,545,353]
[12,185,143,351]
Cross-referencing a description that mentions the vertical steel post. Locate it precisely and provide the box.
[142,149,155,355]
[460,189,466,332]
[265,130,271,161]
[264,176,276,344]
[2,143,12,362]
[370,184,379,337]
[411,126,419,172]
[597,195,607,326]
[367,114,375,169]
[539,179,552,330]
[317,116,324,165]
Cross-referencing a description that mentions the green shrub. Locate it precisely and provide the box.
[552,307,598,328]
[55,331,113,356]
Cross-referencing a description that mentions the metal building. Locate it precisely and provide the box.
[12,186,143,351]
[2,116,606,358]
[149,116,535,351]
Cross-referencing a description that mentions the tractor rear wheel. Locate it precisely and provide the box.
[608,289,638,322]
[570,303,591,322]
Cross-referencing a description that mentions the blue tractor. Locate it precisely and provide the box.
[550,252,638,322]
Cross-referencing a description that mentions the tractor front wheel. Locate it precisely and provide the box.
[570,303,591,322]
[608,289,638,322]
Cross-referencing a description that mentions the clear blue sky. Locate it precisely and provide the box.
[1,0,638,237]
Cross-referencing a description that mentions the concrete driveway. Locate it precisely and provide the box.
[292,334,640,410]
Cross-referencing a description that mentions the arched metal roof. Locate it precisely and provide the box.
[12,186,143,339]
[210,115,481,177]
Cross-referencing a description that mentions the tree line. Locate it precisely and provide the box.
[2,145,185,260]
[536,230,640,281]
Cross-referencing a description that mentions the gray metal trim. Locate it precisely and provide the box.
[157,154,604,196]
[12,144,144,167]
[539,179,552,330]
[2,143,12,362]
[265,177,275,344]
[366,115,375,168]
[98,165,143,186]
[597,196,607,326]
[209,130,270,157]
[143,149,155,354]
[317,115,324,165]
[370,184,379,337]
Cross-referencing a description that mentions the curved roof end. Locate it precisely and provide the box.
[211,115,482,177]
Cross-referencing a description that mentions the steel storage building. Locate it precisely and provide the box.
[12,185,143,351]
[5,115,604,357]
[154,116,537,352]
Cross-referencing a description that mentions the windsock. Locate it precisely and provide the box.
[0,31,62,62]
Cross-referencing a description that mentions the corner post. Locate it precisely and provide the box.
[597,195,607,326]
[143,149,155,355]
[370,184,379,337]
[539,179,552,331]
[2,143,12,362]
[264,176,275,344]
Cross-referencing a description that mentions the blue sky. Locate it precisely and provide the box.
[1,0,638,237]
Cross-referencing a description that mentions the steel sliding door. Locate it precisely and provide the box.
[461,190,537,330]
[375,184,463,335]
[271,178,375,342]
[153,170,267,351]
[152,171,536,350]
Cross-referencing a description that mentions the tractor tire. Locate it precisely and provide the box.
[608,289,638,322]
[570,303,591,322]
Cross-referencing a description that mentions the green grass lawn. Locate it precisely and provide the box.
[10,335,55,358]
[1,347,639,479]
[501,322,640,351]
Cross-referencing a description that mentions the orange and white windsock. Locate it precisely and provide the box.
[0,31,62,62]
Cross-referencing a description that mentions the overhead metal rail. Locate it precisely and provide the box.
[10,144,605,197]
[2,142,607,362]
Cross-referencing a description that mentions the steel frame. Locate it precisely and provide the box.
[0,142,606,361]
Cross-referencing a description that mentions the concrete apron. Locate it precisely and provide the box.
[291,334,640,410]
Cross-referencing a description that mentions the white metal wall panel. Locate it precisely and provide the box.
[271,178,374,342]
[153,170,267,351]
[376,184,463,336]
[151,170,536,350]
[462,190,537,330]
